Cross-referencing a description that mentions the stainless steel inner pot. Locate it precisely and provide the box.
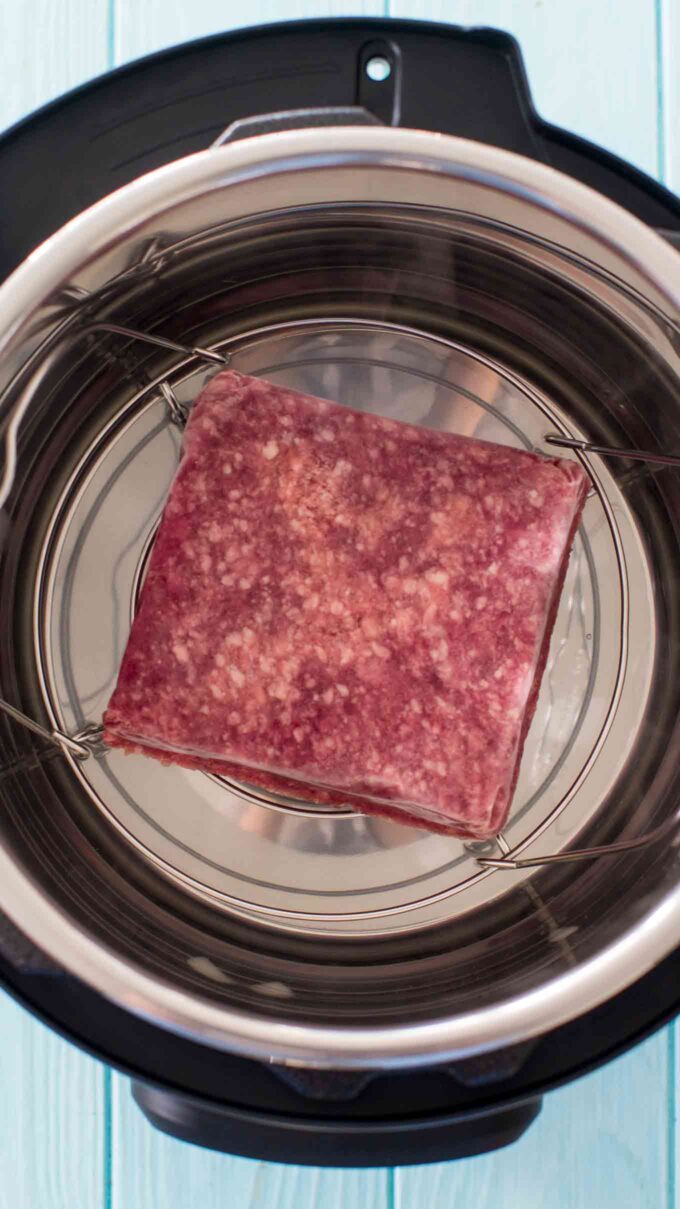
[0,127,679,1067]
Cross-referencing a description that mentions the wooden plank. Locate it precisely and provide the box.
[0,990,105,1209]
[395,1034,670,1209]
[114,0,385,63]
[0,0,109,134]
[388,0,659,177]
[668,0,680,1116]
[660,0,680,190]
[1,2,109,1205]
[110,1070,389,1209]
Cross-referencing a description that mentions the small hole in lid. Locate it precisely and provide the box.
[365,56,392,83]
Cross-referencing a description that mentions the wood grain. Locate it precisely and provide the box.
[388,0,660,177]
[113,0,385,62]
[395,1035,671,1209]
[1,6,111,1205]
[0,0,109,133]
[0,991,105,1209]
[110,1071,389,1209]
[661,0,680,189]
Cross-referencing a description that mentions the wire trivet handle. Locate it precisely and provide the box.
[545,434,680,469]
[476,813,680,870]
[0,698,105,760]
[0,322,228,512]
[0,690,675,870]
[1,319,678,869]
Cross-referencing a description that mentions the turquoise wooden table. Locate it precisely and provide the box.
[1,1,679,1205]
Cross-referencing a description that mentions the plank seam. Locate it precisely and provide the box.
[669,1027,676,1209]
[104,1066,113,1209]
[655,0,667,181]
[108,0,116,69]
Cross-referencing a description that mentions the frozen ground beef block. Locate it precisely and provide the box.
[104,370,588,838]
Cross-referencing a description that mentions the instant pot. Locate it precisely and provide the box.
[0,19,679,1165]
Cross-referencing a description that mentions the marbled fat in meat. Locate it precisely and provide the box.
[104,370,588,838]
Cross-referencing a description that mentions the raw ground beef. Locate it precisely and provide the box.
[104,370,588,838]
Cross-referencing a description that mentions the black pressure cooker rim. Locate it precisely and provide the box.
[0,17,678,286]
[1,16,679,1164]
[2,943,679,1165]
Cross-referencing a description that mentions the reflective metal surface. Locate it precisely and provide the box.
[36,320,652,937]
[0,130,677,1066]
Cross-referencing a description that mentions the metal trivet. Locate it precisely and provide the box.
[1,319,679,873]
